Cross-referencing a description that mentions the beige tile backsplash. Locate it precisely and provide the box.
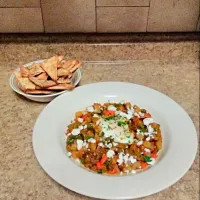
[0,0,199,32]
[97,0,149,6]
[97,7,148,32]
[0,0,40,7]
[41,0,95,32]
[0,8,43,32]
[147,0,199,32]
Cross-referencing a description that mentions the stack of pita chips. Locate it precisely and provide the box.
[14,55,82,94]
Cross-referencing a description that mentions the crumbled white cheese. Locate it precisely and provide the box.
[87,106,94,112]
[134,113,140,117]
[93,114,99,118]
[123,154,129,164]
[107,105,117,111]
[125,170,129,174]
[98,142,104,147]
[67,152,72,157]
[148,125,154,133]
[139,112,144,117]
[137,141,143,146]
[105,143,112,149]
[71,128,80,135]
[88,138,96,143]
[146,136,151,141]
[131,170,136,174]
[112,142,118,147]
[117,152,124,165]
[83,125,87,129]
[77,139,84,150]
[129,156,137,164]
[96,120,100,125]
[147,158,156,165]
[116,111,132,120]
[143,118,154,126]
[79,126,84,130]
[77,118,83,123]
[144,148,151,153]
[106,150,115,158]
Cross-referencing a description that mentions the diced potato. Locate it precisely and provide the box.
[92,117,99,123]
[133,105,141,112]
[87,130,94,137]
[132,162,141,170]
[94,103,101,113]
[125,102,131,109]
[94,134,100,143]
[89,143,97,152]
[143,141,152,149]
[75,111,83,118]
[156,140,162,150]
[69,143,78,151]
[136,134,144,140]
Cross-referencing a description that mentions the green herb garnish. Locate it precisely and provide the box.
[80,158,85,164]
[86,136,94,140]
[67,138,74,144]
[140,126,148,132]
[144,156,152,162]
[97,169,106,174]
[105,160,110,167]
[101,132,105,137]
[117,121,127,126]
[105,116,115,121]
[67,135,82,144]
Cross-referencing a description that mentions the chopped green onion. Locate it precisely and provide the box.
[117,121,127,126]
[86,136,94,140]
[144,156,152,162]
[105,116,115,121]
[97,169,106,174]
[101,132,105,137]
[105,160,110,167]
[67,138,74,144]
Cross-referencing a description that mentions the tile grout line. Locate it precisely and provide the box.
[40,0,45,33]
[146,0,152,32]
[95,6,150,8]
[95,0,97,32]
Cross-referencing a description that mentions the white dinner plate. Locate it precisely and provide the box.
[32,82,197,200]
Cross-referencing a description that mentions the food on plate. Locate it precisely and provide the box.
[65,101,162,175]
[13,55,82,95]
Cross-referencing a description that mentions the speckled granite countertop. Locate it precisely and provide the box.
[0,41,199,200]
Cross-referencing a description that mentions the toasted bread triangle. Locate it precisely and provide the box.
[41,56,58,81]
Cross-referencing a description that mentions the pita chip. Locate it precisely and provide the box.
[14,71,36,91]
[57,68,70,77]
[69,61,82,73]
[47,83,74,90]
[25,90,53,95]
[29,76,56,88]
[20,65,29,77]
[41,56,58,81]
[57,77,71,84]
[37,72,48,80]
[28,63,44,76]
